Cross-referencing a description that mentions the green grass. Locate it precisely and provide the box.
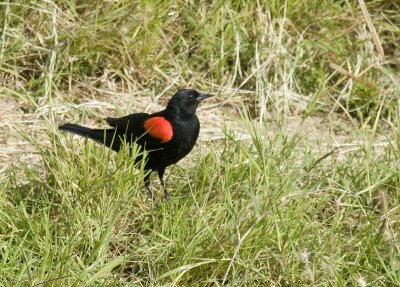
[2,121,400,286]
[1,0,400,286]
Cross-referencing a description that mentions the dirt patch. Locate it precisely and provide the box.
[0,97,38,174]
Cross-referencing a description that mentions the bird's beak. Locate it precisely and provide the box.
[197,93,213,102]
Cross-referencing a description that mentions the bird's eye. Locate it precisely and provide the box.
[189,94,194,99]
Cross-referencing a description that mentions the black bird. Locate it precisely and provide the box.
[59,89,212,199]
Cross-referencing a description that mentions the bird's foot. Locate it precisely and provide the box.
[146,187,155,201]
[164,190,170,201]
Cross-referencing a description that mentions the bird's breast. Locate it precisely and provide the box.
[164,117,200,158]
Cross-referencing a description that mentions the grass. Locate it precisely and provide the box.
[1,0,400,286]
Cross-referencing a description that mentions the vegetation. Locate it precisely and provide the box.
[1,0,399,286]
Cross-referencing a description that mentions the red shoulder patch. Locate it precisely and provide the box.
[143,117,173,143]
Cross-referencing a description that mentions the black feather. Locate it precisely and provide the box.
[59,123,120,151]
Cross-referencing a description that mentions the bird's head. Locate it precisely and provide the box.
[166,89,212,116]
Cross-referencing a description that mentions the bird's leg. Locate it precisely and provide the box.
[144,172,154,200]
[158,168,169,200]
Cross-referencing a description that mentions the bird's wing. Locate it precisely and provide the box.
[106,113,149,130]
[106,113,173,147]
[143,116,173,143]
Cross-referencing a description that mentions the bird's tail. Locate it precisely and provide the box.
[59,123,120,151]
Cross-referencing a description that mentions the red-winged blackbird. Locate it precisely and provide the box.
[59,89,212,199]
